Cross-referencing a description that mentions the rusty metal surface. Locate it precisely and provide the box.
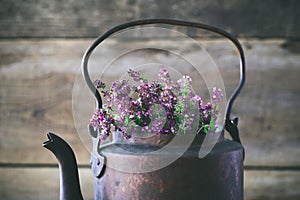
[95,139,243,200]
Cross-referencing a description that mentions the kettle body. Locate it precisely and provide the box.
[43,132,243,200]
[94,133,243,200]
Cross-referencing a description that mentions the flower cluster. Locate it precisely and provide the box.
[90,68,223,140]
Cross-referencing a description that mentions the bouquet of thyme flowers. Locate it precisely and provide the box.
[90,68,223,140]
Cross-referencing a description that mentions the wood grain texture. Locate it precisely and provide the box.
[244,170,300,200]
[1,167,299,200]
[1,39,299,166]
[0,0,299,38]
[0,167,94,200]
[1,2,299,199]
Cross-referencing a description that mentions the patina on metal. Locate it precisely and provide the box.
[94,134,243,200]
[43,18,246,200]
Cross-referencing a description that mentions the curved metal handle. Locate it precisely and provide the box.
[82,18,246,144]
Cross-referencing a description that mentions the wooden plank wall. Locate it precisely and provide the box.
[1,1,299,200]
[1,38,299,200]
[0,0,299,38]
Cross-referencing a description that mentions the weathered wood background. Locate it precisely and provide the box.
[1,1,300,200]
[0,0,299,38]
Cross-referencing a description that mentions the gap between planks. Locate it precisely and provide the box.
[1,163,300,171]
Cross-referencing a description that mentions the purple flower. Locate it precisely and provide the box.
[158,68,174,86]
[91,67,224,140]
[128,68,142,82]
[212,87,223,104]
[192,95,203,107]
[177,75,194,99]
[94,80,106,89]
[90,107,115,140]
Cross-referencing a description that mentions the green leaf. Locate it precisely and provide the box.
[175,101,184,113]
[176,116,182,123]
[124,116,130,126]
[210,118,215,127]
[182,90,188,96]
[129,121,139,127]
[135,116,141,124]
[198,125,209,134]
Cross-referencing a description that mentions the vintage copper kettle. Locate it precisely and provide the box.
[43,19,246,200]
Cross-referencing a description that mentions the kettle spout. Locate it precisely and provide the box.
[43,132,84,200]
